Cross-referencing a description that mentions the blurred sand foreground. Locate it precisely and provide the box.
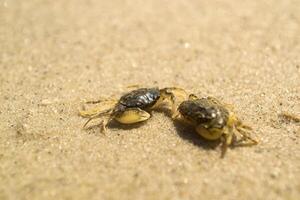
[0,0,300,199]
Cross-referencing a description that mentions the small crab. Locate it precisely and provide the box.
[175,94,258,157]
[79,87,187,132]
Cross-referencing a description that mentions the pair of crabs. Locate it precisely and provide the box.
[79,87,258,157]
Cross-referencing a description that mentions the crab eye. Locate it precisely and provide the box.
[211,112,217,118]
[218,118,224,125]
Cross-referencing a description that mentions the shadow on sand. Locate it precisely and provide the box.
[83,107,231,154]
[172,118,221,151]
[83,119,148,132]
[154,107,221,151]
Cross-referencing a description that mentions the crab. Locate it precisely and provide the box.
[174,94,258,157]
[79,87,188,132]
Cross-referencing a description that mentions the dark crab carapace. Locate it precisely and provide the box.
[79,87,188,131]
[176,95,258,157]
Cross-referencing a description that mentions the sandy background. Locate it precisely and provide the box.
[1,0,300,199]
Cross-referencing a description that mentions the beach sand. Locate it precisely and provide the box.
[1,0,300,199]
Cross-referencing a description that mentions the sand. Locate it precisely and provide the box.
[1,0,300,199]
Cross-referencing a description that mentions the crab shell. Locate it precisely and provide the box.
[178,98,230,140]
[113,88,161,124]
